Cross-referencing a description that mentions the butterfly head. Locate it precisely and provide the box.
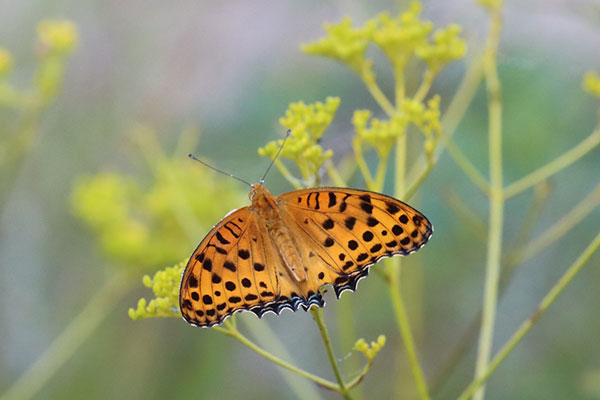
[249,184,278,213]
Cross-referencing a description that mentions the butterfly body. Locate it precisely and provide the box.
[180,184,433,327]
[250,184,307,281]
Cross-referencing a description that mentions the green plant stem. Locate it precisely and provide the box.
[518,183,600,263]
[0,106,43,215]
[444,189,488,241]
[311,308,352,399]
[345,360,374,390]
[218,320,340,392]
[503,127,600,199]
[386,259,431,400]
[335,297,363,400]
[326,159,348,187]
[414,69,435,103]
[275,159,304,189]
[0,270,134,400]
[353,138,376,190]
[361,72,395,117]
[374,152,390,192]
[404,162,433,201]
[473,6,503,400]
[396,66,406,104]
[458,231,600,400]
[446,138,491,196]
[238,318,325,400]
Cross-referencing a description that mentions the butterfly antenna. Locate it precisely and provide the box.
[188,154,252,187]
[260,129,291,184]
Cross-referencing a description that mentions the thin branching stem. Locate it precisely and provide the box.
[414,69,435,103]
[458,231,600,400]
[275,159,304,189]
[473,6,504,400]
[503,127,600,199]
[518,183,600,263]
[311,307,352,399]
[361,69,395,117]
[446,138,491,196]
[353,138,376,189]
[219,321,341,392]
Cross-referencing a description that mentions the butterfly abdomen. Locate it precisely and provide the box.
[267,219,307,282]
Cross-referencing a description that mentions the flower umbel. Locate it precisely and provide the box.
[129,260,185,319]
[258,97,339,183]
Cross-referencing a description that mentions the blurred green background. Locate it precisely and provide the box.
[1,1,599,399]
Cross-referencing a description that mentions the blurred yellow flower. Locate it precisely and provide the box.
[37,19,78,55]
[0,47,13,78]
[583,71,600,99]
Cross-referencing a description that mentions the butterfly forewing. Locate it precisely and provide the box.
[180,208,282,327]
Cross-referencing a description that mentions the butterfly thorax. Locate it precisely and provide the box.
[249,184,307,282]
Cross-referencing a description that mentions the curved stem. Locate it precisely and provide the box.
[386,258,431,400]
[221,321,340,392]
[361,72,395,117]
[413,69,435,103]
[458,231,600,400]
[326,159,348,187]
[275,159,304,189]
[473,6,504,400]
[517,183,600,263]
[353,138,376,190]
[0,270,134,400]
[503,127,600,199]
[311,307,352,399]
[446,138,491,196]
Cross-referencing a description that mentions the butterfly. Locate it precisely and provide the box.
[179,183,433,327]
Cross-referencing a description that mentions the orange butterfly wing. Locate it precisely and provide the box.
[179,207,325,327]
[278,187,433,298]
[180,208,277,327]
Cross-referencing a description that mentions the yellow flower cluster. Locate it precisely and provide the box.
[71,144,245,270]
[352,110,404,158]
[258,97,339,181]
[129,260,185,319]
[303,2,466,79]
[354,335,387,361]
[301,17,376,77]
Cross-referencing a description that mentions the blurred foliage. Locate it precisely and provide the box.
[71,129,246,271]
[0,20,78,208]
